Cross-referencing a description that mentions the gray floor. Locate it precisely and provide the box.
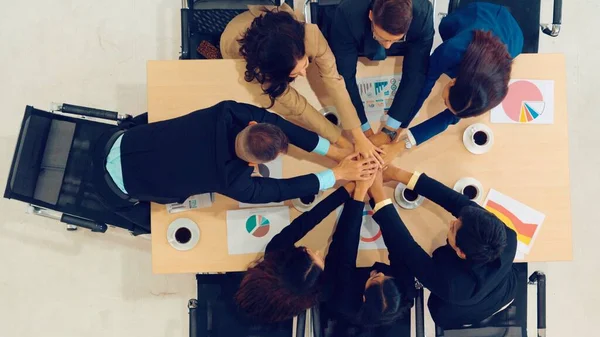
[0,1,597,336]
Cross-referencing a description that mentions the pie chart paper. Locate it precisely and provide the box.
[336,205,387,250]
[227,206,290,255]
[491,79,555,124]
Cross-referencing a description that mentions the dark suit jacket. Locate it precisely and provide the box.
[372,174,518,327]
[324,199,415,325]
[330,0,434,125]
[120,101,322,204]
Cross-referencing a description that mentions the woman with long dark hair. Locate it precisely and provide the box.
[220,4,384,164]
[376,2,524,147]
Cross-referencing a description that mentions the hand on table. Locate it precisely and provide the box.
[332,153,379,181]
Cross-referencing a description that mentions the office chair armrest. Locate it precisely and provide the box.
[311,306,322,337]
[180,8,191,59]
[308,0,318,24]
[542,0,562,37]
[529,271,547,337]
[188,299,198,337]
[415,282,426,337]
[57,103,126,121]
[61,214,107,232]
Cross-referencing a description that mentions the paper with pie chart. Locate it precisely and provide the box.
[226,206,290,255]
[490,79,555,124]
[336,205,387,250]
[483,189,545,258]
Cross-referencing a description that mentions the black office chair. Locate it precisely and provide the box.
[189,273,309,337]
[447,0,562,53]
[310,277,426,337]
[3,104,151,235]
[180,0,295,60]
[431,263,547,337]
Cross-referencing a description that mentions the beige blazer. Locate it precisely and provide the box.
[220,4,361,142]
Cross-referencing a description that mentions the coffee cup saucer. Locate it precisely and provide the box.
[394,183,424,210]
[463,123,494,155]
[453,177,484,204]
[167,218,200,251]
[292,191,324,212]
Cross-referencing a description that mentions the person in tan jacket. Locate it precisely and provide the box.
[220,4,384,164]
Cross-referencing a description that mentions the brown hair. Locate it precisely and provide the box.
[243,123,289,162]
[372,0,413,35]
[235,247,323,323]
[450,30,513,118]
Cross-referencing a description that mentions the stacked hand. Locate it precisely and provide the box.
[332,153,379,181]
[354,133,385,166]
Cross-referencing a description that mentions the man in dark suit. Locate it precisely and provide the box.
[96,100,378,205]
[329,0,434,142]
[368,167,518,327]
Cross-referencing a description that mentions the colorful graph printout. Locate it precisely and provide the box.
[491,79,555,124]
[483,189,545,255]
[227,206,290,255]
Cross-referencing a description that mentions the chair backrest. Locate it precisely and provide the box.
[448,0,541,53]
[194,273,302,337]
[4,106,147,234]
[434,263,528,337]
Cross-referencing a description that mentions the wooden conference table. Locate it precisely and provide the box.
[147,54,571,274]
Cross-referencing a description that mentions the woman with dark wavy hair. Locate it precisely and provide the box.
[378,2,524,147]
[235,183,356,323]
[221,4,384,165]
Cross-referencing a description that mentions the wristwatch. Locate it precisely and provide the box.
[381,127,398,141]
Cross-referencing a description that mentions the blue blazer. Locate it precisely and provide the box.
[403,3,524,145]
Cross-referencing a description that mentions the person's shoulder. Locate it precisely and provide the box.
[412,0,434,19]
[336,0,370,19]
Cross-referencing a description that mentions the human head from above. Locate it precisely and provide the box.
[358,269,408,326]
[369,0,413,49]
[235,122,289,164]
[239,10,308,107]
[235,246,325,323]
[447,206,508,264]
[442,30,513,118]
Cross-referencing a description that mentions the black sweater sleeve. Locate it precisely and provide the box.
[222,173,321,204]
[412,173,481,218]
[373,204,453,297]
[266,187,351,253]
[225,101,320,153]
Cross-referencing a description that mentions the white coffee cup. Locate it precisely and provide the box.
[292,191,324,212]
[167,218,200,251]
[394,183,424,210]
[463,123,494,155]
[453,177,484,204]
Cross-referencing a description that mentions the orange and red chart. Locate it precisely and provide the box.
[502,80,546,123]
[485,200,538,245]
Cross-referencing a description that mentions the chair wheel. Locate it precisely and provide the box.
[66,224,78,231]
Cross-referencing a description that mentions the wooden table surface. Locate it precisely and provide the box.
[147,54,572,274]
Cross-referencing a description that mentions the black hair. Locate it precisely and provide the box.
[243,123,289,162]
[456,206,508,264]
[449,30,513,118]
[239,9,306,108]
[358,278,409,326]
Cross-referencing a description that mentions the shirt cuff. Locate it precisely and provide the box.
[385,116,402,130]
[314,169,336,190]
[406,171,422,190]
[406,129,417,146]
[361,122,372,132]
[312,136,331,156]
[373,199,393,213]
